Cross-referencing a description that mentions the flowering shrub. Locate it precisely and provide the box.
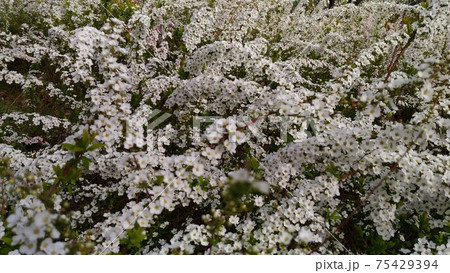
[0,0,449,255]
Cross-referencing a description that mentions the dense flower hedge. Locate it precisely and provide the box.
[0,0,449,254]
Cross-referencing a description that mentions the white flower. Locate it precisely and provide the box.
[41,239,66,255]
[34,211,53,227]
[207,131,221,144]
[176,168,188,179]
[297,227,315,243]
[229,215,240,225]
[6,208,24,228]
[230,169,252,182]
[135,137,145,148]
[365,104,381,118]
[40,238,53,253]
[201,147,216,159]
[19,241,37,255]
[279,104,291,115]
[0,221,4,239]
[234,131,247,144]
[279,231,292,245]
[50,228,60,239]
[420,80,434,102]
[224,140,237,153]
[137,156,148,168]
[254,196,264,207]
[201,147,222,164]
[226,121,237,133]
[159,196,173,209]
[137,218,150,228]
[192,163,204,176]
[24,224,45,241]
[149,201,164,215]
[252,181,270,194]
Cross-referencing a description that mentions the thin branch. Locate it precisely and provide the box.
[0,180,6,218]
[384,29,417,83]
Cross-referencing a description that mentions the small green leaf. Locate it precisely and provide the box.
[249,156,260,172]
[61,143,76,150]
[154,175,164,186]
[1,237,12,245]
[79,129,91,148]
[126,227,147,248]
[86,142,105,151]
[61,143,84,152]
[81,156,92,169]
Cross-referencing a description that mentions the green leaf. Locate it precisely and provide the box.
[0,245,15,255]
[126,227,147,248]
[61,143,84,152]
[86,142,105,151]
[154,175,164,186]
[61,143,76,150]
[325,162,340,178]
[81,129,89,145]
[81,156,92,169]
[52,165,61,172]
[1,236,12,245]
[329,210,341,220]
[249,156,260,172]
[197,176,209,190]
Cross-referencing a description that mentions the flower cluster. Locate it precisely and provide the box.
[6,196,67,255]
[0,0,449,255]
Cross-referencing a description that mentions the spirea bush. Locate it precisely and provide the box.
[0,0,449,255]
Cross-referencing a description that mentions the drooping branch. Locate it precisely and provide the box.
[384,29,417,83]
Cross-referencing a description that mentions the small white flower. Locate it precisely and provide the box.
[192,163,204,176]
[201,147,215,159]
[253,181,270,194]
[297,227,315,243]
[135,137,145,148]
[0,221,4,239]
[230,169,252,182]
[34,211,52,227]
[254,196,264,207]
[279,104,291,115]
[6,208,24,228]
[47,242,67,255]
[234,131,247,144]
[224,140,237,153]
[159,196,173,209]
[137,218,150,228]
[279,231,292,245]
[19,241,37,255]
[365,104,381,118]
[50,228,60,239]
[226,121,237,133]
[207,131,221,144]
[420,80,434,102]
[40,238,53,253]
[149,201,164,215]
[229,215,240,225]
[24,224,45,241]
